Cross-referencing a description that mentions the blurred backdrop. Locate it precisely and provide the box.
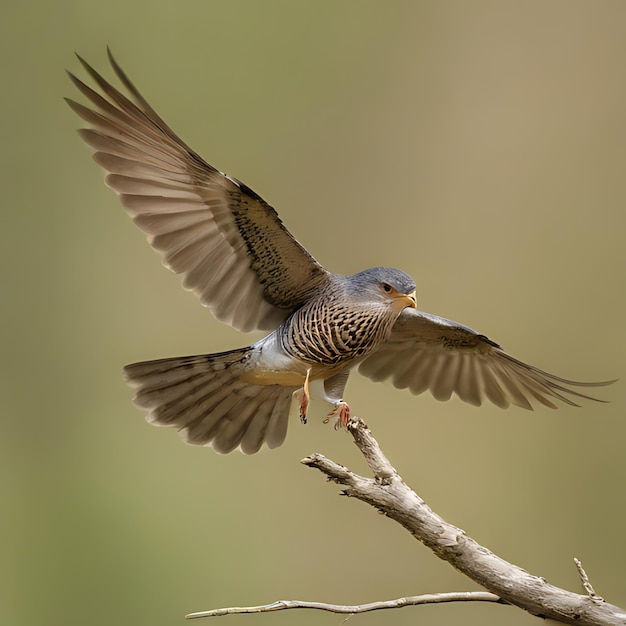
[2,2,626,625]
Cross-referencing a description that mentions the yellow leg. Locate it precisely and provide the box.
[296,368,312,424]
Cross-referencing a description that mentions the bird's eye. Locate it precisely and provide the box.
[382,283,393,293]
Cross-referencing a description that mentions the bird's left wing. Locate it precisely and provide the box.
[66,50,331,333]
[359,308,613,409]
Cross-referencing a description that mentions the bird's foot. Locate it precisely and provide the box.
[324,401,351,430]
[296,368,312,424]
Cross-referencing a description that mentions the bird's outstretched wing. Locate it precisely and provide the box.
[67,50,331,332]
[359,308,614,409]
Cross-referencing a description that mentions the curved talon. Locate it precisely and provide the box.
[325,401,351,430]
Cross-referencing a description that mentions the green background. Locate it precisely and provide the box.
[3,2,625,625]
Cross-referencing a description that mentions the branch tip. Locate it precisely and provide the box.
[574,558,605,603]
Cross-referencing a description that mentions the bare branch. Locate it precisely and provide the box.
[301,418,626,626]
[186,591,504,619]
[188,417,626,625]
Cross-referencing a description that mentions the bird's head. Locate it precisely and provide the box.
[347,267,417,312]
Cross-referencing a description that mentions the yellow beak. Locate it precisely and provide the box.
[403,290,417,309]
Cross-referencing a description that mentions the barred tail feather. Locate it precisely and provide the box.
[123,348,296,454]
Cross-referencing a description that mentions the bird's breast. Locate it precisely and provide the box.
[279,300,395,367]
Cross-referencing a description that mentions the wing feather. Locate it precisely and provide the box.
[430,352,460,402]
[68,51,331,332]
[359,308,614,410]
[455,355,482,407]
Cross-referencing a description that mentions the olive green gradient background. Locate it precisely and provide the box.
[3,2,626,625]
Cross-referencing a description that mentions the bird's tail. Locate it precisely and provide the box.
[123,347,296,454]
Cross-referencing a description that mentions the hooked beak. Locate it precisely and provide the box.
[403,290,417,309]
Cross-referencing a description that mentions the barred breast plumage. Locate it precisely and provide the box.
[279,279,405,367]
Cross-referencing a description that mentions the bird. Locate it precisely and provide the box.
[66,50,614,455]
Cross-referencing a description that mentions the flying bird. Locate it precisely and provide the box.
[66,50,613,454]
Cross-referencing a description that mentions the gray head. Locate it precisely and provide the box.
[345,267,417,310]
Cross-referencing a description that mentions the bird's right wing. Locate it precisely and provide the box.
[359,308,614,409]
[67,50,331,332]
